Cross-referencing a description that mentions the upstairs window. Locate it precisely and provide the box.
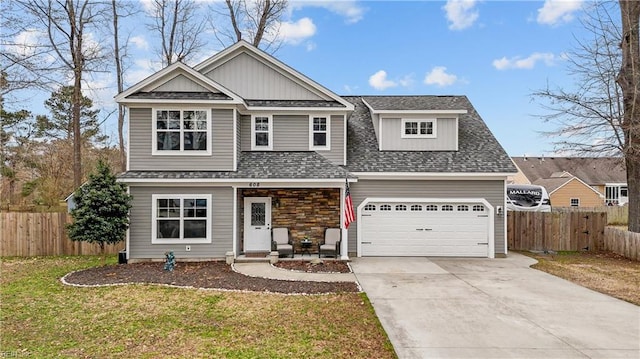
[570,198,580,207]
[154,109,210,155]
[310,116,330,150]
[252,115,273,150]
[401,119,436,138]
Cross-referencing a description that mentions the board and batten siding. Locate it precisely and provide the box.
[128,186,234,260]
[129,108,235,171]
[152,74,211,92]
[239,114,345,164]
[204,52,325,100]
[349,179,506,256]
[380,117,457,151]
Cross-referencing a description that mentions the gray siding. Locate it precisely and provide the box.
[129,108,235,171]
[152,74,210,92]
[349,179,506,256]
[380,117,457,151]
[128,186,234,260]
[273,115,308,151]
[239,114,345,164]
[204,52,325,100]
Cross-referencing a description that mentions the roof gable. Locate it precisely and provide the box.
[115,62,242,104]
[194,40,353,110]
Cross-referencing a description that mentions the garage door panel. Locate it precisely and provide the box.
[360,201,490,257]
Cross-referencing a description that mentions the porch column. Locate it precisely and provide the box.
[340,183,349,260]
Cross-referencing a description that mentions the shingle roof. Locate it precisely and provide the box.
[532,177,574,193]
[512,157,626,185]
[118,151,353,180]
[344,96,517,173]
[126,92,232,100]
[362,95,469,111]
[245,99,345,108]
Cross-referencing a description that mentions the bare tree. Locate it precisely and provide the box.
[533,1,624,156]
[110,0,133,172]
[13,0,110,188]
[212,0,288,51]
[533,0,639,232]
[146,0,207,66]
[617,0,640,232]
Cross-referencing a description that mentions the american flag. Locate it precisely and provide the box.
[344,179,355,229]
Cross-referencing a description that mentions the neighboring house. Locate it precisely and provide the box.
[532,172,604,207]
[511,157,627,206]
[115,41,516,262]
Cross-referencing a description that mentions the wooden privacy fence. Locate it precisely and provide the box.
[552,206,628,225]
[604,227,640,261]
[507,211,607,252]
[0,212,122,257]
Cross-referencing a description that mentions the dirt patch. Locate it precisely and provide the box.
[273,260,351,273]
[63,261,358,294]
[522,251,640,306]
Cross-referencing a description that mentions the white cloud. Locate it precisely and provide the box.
[537,0,583,25]
[424,67,458,87]
[291,1,366,24]
[443,0,479,31]
[6,29,43,57]
[305,41,317,52]
[492,52,558,70]
[279,17,317,45]
[369,70,397,91]
[130,36,149,51]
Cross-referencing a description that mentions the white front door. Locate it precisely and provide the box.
[244,197,272,252]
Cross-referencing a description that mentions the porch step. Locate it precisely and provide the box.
[234,257,271,263]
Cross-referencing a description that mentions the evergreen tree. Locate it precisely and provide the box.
[67,160,132,263]
[37,86,105,142]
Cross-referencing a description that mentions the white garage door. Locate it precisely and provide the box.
[360,201,490,257]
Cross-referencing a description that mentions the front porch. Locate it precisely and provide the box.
[238,187,344,258]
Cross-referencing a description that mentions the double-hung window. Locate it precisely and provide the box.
[570,198,580,207]
[154,109,211,155]
[152,194,212,244]
[251,115,273,150]
[310,116,330,150]
[401,119,436,138]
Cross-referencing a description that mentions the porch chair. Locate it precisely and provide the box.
[318,228,341,258]
[271,227,294,258]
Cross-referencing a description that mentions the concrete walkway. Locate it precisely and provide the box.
[350,253,640,359]
[232,262,357,282]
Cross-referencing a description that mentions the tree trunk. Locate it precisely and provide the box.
[69,1,83,189]
[617,0,640,232]
[112,0,126,172]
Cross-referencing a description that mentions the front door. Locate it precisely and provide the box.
[243,197,272,252]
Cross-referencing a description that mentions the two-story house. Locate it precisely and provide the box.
[115,41,516,262]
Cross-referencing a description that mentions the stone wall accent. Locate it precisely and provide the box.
[240,188,340,253]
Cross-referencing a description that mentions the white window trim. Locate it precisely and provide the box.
[570,198,580,207]
[152,108,212,156]
[401,118,437,139]
[251,114,273,150]
[151,194,212,244]
[309,115,331,150]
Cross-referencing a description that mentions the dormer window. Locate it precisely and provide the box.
[402,119,436,138]
[309,115,330,150]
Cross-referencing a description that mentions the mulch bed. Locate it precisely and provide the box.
[273,260,351,273]
[63,261,358,294]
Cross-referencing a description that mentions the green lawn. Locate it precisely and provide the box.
[1,256,396,358]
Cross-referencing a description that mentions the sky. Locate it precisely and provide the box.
[5,0,597,157]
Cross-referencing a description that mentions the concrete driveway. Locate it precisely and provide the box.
[350,253,640,359]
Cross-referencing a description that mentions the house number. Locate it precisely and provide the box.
[249,182,260,187]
